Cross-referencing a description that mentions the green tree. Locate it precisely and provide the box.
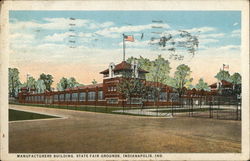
[117,78,146,107]
[26,76,37,89]
[91,79,97,85]
[68,77,79,88]
[39,73,54,91]
[57,77,81,91]
[172,64,193,97]
[127,55,171,84]
[36,79,46,93]
[8,68,21,97]
[57,77,68,91]
[230,72,241,85]
[215,70,230,81]
[195,78,210,91]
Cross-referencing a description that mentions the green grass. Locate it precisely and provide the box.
[9,102,152,117]
[9,109,58,121]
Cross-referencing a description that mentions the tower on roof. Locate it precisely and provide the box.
[100,61,148,79]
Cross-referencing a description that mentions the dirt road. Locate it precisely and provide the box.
[9,104,241,153]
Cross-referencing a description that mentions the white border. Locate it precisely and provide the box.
[0,0,249,160]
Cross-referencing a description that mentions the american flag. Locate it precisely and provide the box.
[223,64,229,70]
[124,35,134,42]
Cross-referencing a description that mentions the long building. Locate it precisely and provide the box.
[18,61,228,107]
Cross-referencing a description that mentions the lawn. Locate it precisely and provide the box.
[9,102,150,116]
[9,109,59,121]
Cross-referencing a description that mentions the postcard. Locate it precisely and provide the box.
[0,0,249,160]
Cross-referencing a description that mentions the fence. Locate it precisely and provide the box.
[170,95,241,120]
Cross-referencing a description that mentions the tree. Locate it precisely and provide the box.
[92,79,97,85]
[215,70,230,81]
[57,77,68,91]
[57,77,81,91]
[26,76,37,89]
[230,72,241,85]
[195,78,210,91]
[127,55,172,107]
[8,68,21,97]
[117,78,147,107]
[172,64,193,97]
[36,79,46,93]
[127,55,171,84]
[230,73,241,95]
[39,73,54,91]
[68,77,79,88]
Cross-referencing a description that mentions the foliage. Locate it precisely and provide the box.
[195,78,210,91]
[39,73,54,91]
[117,78,147,105]
[127,55,171,84]
[36,79,47,93]
[230,72,241,85]
[172,64,193,96]
[26,76,37,89]
[57,77,81,91]
[215,70,230,81]
[8,68,21,97]
[92,79,97,85]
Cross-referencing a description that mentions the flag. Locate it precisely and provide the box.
[124,35,134,42]
[223,64,229,70]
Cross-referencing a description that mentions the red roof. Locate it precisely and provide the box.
[145,81,173,92]
[65,83,103,91]
[209,80,233,88]
[100,61,149,74]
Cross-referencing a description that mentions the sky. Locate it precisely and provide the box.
[9,11,241,87]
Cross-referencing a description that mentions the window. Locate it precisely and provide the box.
[127,98,142,104]
[107,98,118,104]
[88,92,96,101]
[147,93,155,102]
[169,93,179,102]
[65,93,71,101]
[59,94,64,101]
[72,93,78,101]
[113,86,117,91]
[79,92,86,101]
[41,96,44,102]
[159,92,167,101]
[98,91,103,100]
[53,95,58,101]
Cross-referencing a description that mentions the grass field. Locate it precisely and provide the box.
[10,102,150,116]
[9,109,58,121]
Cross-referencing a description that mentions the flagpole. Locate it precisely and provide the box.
[123,34,125,61]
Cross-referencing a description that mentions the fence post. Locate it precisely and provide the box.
[209,97,212,118]
[171,100,174,116]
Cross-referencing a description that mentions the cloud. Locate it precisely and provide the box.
[233,22,238,26]
[44,32,75,42]
[10,18,90,31]
[217,45,240,50]
[95,23,170,38]
[199,33,224,39]
[88,21,114,29]
[185,27,216,33]
[231,29,240,37]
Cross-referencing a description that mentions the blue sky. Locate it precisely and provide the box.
[9,11,241,85]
